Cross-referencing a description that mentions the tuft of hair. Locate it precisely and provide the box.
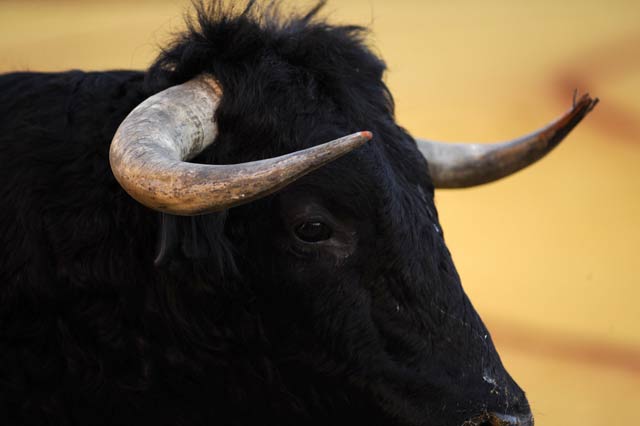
[146,0,387,102]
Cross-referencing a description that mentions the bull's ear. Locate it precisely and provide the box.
[154,213,229,267]
[154,213,181,267]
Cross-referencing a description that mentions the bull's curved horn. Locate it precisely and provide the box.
[416,94,598,188]
[110,74,372,215]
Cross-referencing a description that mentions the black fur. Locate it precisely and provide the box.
[0,2,529,425]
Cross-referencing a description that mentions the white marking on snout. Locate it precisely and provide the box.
[482,373,497,386]
[483,370,500,395]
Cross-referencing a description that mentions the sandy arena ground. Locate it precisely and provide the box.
[1,1,639,424]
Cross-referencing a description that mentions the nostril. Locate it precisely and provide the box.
[464,412,534,426]
[490,412,534,426]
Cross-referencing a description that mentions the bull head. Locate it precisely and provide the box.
[109,55,596,426]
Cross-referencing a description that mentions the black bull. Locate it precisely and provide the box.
[0,2,595,425]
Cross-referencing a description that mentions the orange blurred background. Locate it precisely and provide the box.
[1,1,638,424]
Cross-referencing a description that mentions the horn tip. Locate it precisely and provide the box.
[360,131,373,141]
[573,92,599,114]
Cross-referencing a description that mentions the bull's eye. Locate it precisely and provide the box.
[294,221,332,243]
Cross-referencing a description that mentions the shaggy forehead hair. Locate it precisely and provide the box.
[147,0,401,154]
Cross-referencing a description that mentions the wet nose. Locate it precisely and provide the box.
[467,412,534,426]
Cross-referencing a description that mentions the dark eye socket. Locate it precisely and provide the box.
[294,221,332,243]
